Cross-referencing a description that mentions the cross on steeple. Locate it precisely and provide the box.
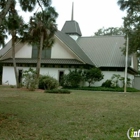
[71,2,74,21]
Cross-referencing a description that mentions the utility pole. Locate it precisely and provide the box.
[124,35,129,93]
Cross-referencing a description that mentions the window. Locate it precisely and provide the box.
[32,46,51,59]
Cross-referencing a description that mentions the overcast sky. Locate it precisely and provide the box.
[3,0,126,46]
[51,0,126,36]
[15,0,126,37]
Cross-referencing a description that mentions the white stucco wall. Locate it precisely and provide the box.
[51,37,79,59]
[2,66,16,85]
[2,66,135,87]
[134,76,140,90]
[130,55,134,68]
[2,66,70,85]
[91,71,134,87]
[15,43,32,58]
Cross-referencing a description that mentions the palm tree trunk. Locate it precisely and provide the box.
[12,31,19,88]
[36,32,44,79]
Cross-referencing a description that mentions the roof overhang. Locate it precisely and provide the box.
[1,58,84,65]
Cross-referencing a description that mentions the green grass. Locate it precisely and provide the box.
[45,89,71,94]
[64,86,140,92]
[0,86,140,140]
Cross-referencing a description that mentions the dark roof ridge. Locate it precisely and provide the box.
[78,35,125,39]
[64,20,78,23]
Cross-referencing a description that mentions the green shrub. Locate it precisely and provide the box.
[63,86,139,92]
[61,69,83,88]
[83,68,104,87]
[39,75,47,89]
[22,68,38,91]
[60,74,71,87]
[39,75,59,90]
[10,85,15,88]
[111,74,132,88]
[119,77,131,87]
[111,74,121,87]
[102,80,112,88]
[45,89,71,94]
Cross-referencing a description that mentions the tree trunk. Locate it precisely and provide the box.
[88,82,91,87]
[12,31,19,88]
[0,0,14,25]
[36,32,44,79]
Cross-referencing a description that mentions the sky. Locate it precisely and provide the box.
[51,0,126,36]
[15,0,126,37]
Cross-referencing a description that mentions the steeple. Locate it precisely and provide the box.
[71,2,74,21]
[61,2,82,40]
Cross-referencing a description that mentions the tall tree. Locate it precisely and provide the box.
[3,1,25,87]
[0,25,7,48]
[118,0,140,55]
[0,0,14,25]
[27,6,58,79]
[0,0,52,25]
[0,0,52,48]
[94,27,124,36]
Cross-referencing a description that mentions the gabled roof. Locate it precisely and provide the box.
[0,40,24,60]
[55,31,94,66]
[61,20,82,36]
[0,40,12,57]
[0,31,94,66]
[77,36,126,67]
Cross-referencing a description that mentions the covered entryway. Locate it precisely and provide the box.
[18,69,23,84]
[58,71,64,85]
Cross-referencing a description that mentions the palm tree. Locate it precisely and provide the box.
[0,0,15,26]
[3,4,25,88]
[117,0,140,13]
[28,6,58,79]
[0,0,52,25]
[0,25,7,48]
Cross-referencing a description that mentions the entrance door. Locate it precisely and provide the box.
[59,71,64,85]
[18,70,23,84]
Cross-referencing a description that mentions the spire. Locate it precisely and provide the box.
[71,2,74,21]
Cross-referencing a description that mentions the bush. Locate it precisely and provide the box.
[22,68,38,91]
[119,77,131,87]
[63,86,140,92]
[111,74,132,88]
[61,69,83,88]
[102,80,112,88]
[10,85,15,88]
[61,74,70,87]
[83,68,104,87]
[111,74,121,87]
[45,89,71,94]
[39,75,59,90]
[39,75,47,89]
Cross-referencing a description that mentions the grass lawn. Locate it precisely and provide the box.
[0,86,140,140]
